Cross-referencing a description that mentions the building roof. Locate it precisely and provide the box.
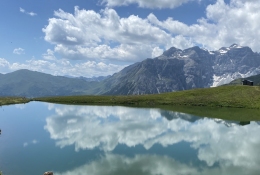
[242,79,253,82]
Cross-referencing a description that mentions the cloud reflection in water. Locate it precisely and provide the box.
[44,105,260,174]
[55,153,259,175]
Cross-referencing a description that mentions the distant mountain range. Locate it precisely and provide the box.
[1,44,260,97]
[0,69,98,97]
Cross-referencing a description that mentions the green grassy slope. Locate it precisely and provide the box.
[34,85,260,109]
[228,74,260,86]
[2,85,260,121]
[0,97,30,106]
[159,105,260,121]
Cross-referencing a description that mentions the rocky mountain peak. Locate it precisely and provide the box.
[162,47,182,57]
[216,44,253,55]
[226,44,252,52]
[188,46,202,51]
[229,43,240,48]
[182,46,209,56]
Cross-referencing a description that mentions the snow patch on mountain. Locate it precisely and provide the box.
[219,50,228,54]
[230,44,243,48]
[212,74,232,87]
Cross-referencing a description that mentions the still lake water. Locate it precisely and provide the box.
[0,102,260,175]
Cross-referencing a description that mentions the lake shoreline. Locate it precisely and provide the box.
[33,85,260,109]
[1,85,260,109]
[0,97,30,107]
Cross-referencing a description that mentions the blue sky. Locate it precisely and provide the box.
[0,0,258,77]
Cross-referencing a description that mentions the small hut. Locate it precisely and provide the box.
[242,79,253,86]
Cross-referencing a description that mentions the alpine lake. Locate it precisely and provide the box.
[1,102,260,175]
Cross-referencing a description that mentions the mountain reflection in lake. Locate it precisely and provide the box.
[0,102,260,175]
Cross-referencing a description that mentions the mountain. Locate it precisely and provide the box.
[211,44,260,86]
[1,44,260,97]
[98,44,260,95]
[100,47,213,95]
[0,69,98,97]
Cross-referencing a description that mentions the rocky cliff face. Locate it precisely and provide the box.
[212,44,260,86]
[101,44,260,95]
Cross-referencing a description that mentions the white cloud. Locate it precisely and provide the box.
[101,0,196,9]
[148,0,260,51]
[152,47,163,58]
[42,1,260,63]
[42,49,56,60]
[0,58,10,67]
[13,48,25,55]
[0,57,126,77]
[43,7,177,62]
[32,139,38,144]
[19,7,37,16]
[19,7,25,13]
[23,139,39,147]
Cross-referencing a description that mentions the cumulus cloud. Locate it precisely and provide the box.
[151,47,164,58]
[148,0,260,51]
[0,58,10,67]
[13,48,25,55]
[43,7,175,61]
[0,57,126,77]
[101,0,196,9]
[19,7,37,16]
[42,49,56,60]
[203,0,260,50]
[42,0,260,63]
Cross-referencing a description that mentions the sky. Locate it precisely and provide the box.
[0,0,259,77]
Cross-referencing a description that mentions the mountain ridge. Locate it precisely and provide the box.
[1,44,260,97]
[98,44,260,95]
[0,69,98,97]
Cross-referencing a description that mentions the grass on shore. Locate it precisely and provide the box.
[158,105,260,121]
[34,85,260,109]
[0,97,30,106]
[1,85,260,121]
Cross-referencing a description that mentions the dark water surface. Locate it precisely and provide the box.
[0,102,260,175]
